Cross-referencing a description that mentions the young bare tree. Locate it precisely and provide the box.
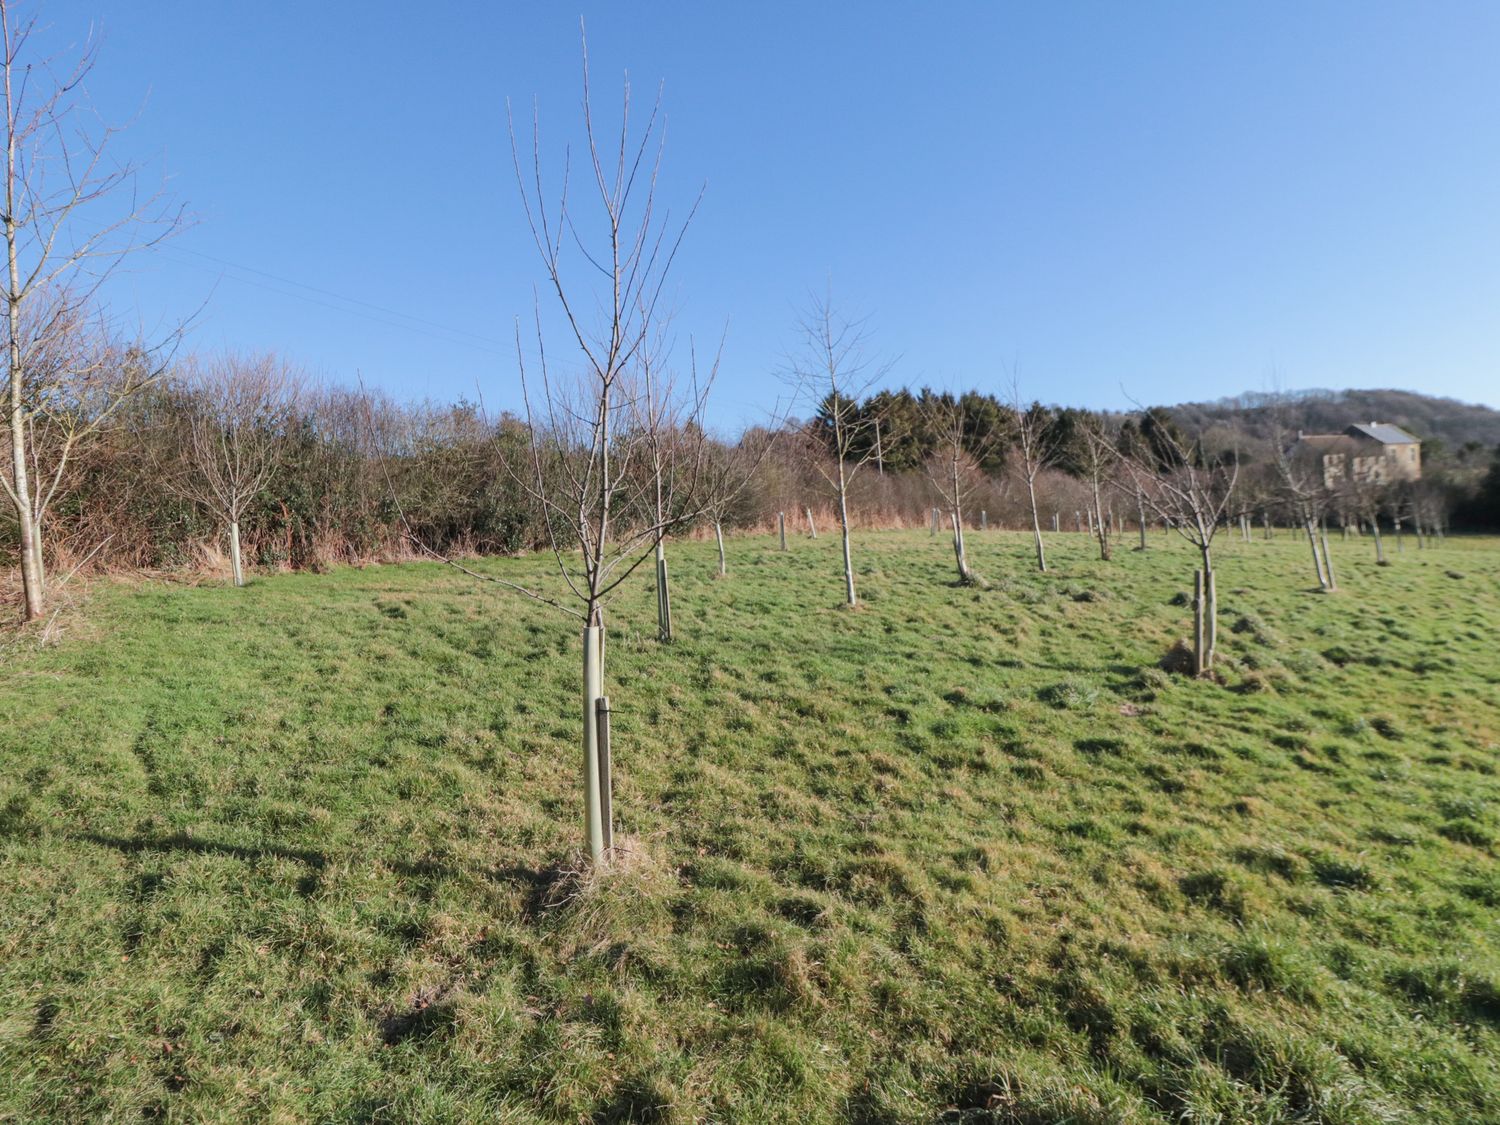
[1122,416,1239,676]
[633,331,715,641]
[1344,473,1390,565]
[699,427,775,578]
[785,293,890,608]
[918,388,997,584]
[1269,424,1337,591]
[1006,374,1058,573]
[506,37,718,861]
[1076,412,1120,562]
[8,295,165,594]
[168,354,299,587]
[0,2,183,621]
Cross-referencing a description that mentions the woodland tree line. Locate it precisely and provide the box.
[3,347,1496,586]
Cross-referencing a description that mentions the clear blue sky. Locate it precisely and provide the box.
[38,0,1500,425]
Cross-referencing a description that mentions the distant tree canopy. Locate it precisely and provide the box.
[1167,388,1500,452]
[812,387,1016,474]
[1458,445,1500,529]
[808,387,1109,478]
[4,368,1497,581]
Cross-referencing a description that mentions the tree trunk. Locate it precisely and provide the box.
[1305,519,1328,589]
[29,512,44,599]
[805,506,816,539]
[229,520,245,587]
[951,510,968,583]
[1202,547,1217,672]
[778,511,787,551]
[714,520,726,576]
[1026,477,1047,572]
[838,486,856,607]
[1370,518,1386,564]
[6,342,40,619]
[980,510,987,531]
[1136,491,1148,551]
[581,623,605,862]
[1319,520,1338,591]
[10,499,40,620]
[1092,482,1110,561]
[1193,568,1206,676]
[655,540,673,641]
[6,143,41,622]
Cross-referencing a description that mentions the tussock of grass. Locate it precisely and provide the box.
[1,530,1498,1121]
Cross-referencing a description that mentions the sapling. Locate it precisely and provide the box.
[0,0,185,621]
[919,388,999,585]
[1122,418,1238,676]
[785,293,892,607]
[504,36,720,860]
[1006,373,1057,573]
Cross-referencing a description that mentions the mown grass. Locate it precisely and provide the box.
[1,528,1497,1123]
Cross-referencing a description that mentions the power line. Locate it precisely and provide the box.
[157,249,512,357]
[170,245,512,347]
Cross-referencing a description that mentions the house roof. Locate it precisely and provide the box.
[1345,422,1418,445]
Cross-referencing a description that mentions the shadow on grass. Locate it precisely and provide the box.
[78,831,451,885]
[80,830,573,919]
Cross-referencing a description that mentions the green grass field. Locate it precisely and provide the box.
[1,529,1497,1123]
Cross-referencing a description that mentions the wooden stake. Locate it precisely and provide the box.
[229,520,245,587]
[595,696,613,852]
[951,510,967,582]
[778,511,787,551]
[656,554,674,640]
[1193,569,1205,677]
[1205,567,1217,671]
[582,625,605,861]
[1307,521,1328,589]
[1319,520,1337,591]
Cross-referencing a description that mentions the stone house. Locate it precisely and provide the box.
[1293,423,1421,490]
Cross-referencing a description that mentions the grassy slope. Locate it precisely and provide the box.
[0,530,1497,1124]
